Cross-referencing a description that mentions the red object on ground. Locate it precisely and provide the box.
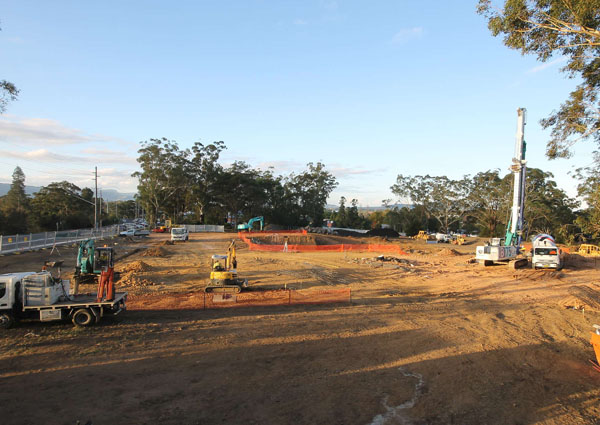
[96,268,115,302]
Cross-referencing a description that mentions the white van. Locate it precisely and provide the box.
[171,227,189,242]
[531,234,563,270]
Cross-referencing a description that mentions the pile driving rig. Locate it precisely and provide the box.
[475,108,529,269]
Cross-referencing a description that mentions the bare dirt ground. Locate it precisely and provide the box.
[1,232,600,425]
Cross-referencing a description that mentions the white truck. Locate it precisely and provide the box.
[171,227,189,242]
[531,234,563,270]
[0,271,127,328]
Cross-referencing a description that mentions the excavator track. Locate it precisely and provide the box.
[204,285,242,294]
[509,258,529,270]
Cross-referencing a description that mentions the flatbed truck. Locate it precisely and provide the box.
[0,271,127,328]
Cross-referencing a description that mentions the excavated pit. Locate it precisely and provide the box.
[249,234,366,246]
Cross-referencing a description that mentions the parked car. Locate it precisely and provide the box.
[119,229,135,237]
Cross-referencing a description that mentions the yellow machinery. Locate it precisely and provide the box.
[451,235,465,245]
[413,231,435,241]
[578,244,600,257]
[205,240,248,293]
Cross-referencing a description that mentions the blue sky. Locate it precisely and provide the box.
[0,1,594,205]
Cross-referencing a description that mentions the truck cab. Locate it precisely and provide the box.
[531,234,563,270]
[171,226,189,241]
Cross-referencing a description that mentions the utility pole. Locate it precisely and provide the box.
[94,166,98,231]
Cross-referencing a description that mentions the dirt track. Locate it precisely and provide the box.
[1,232,600,424]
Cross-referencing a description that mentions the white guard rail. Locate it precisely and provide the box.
[0,225,119,255]
[183,224,224,233]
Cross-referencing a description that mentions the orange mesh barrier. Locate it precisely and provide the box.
[127,288,351,311]
[205,290,289,309]
[238,232,407,255]
[245,229,308,234]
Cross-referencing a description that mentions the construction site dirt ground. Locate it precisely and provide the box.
[1,232,600,425]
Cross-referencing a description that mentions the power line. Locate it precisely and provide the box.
[0,160,95,178]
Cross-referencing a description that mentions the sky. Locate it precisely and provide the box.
[0,0,595,206]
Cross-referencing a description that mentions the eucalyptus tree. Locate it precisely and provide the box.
[391,174,471,233]
[478,0,600,159]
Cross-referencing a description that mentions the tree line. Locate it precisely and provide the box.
[2,150,597,245]
[382,168,586,244]
[0,166,139,235]
[133,138,338,229]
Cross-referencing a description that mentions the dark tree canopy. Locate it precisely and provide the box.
[478,0,600,159]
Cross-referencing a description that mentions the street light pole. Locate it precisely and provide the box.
[94,166,98,231]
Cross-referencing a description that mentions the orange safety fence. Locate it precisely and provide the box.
[245,229,308,234]
[238,232,407,255]
[127,288,351,311]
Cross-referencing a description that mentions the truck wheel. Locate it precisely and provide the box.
[0,312,15,329]
[72,308,94,327]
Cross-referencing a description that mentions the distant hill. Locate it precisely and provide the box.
[0,183,40,196]
[0,184,136,201]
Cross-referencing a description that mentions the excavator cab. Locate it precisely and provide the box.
[94,247,114,272]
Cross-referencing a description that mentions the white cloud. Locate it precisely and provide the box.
[294,18,309,26]
[0,147,137,166]
[0,148,85,163]
[391,27,424,44]
[526,57,568,74]
[330,166,383,178]
[0,115,135,147]
[0,116,97,145]
[4,36,25,44]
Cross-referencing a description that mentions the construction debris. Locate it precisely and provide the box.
[560,285,600,312]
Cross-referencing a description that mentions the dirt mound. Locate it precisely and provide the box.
[560,285,600,311]
[141,246,166,257]
[160,240,174,246]
[121,260,151,273]
[118,271,156,288]
[437,248,461,256]
[367,228,399,238]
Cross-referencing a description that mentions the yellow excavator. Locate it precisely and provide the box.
[205,240,248,293]
[578,244,600,257]
[413,231,435,241]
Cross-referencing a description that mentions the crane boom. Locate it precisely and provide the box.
[505,108,527,247]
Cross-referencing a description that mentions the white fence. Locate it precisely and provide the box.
[0,225,120,255]
[183,224,224,233]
